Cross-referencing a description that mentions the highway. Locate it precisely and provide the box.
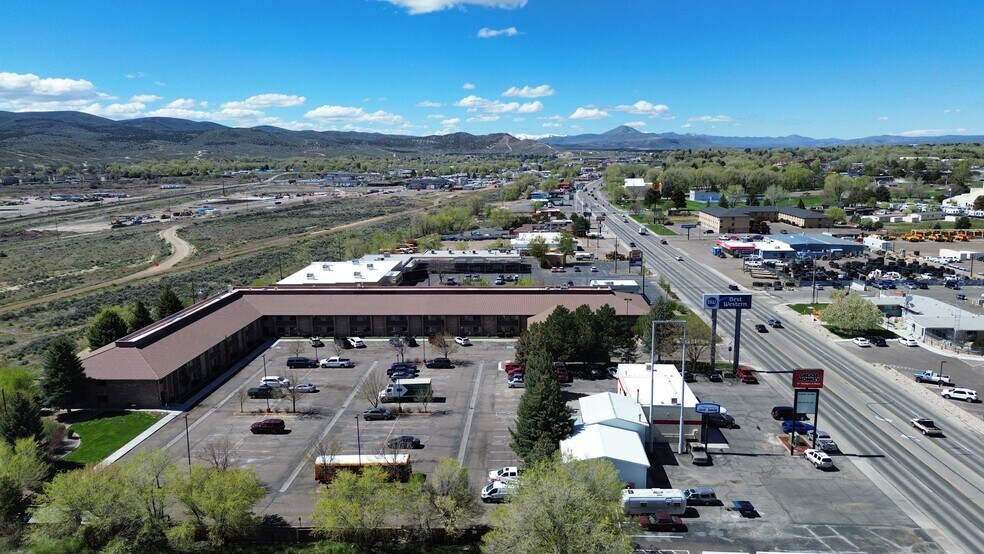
[578,183,984,553]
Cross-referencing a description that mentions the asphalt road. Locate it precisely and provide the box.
[581,184,984,553]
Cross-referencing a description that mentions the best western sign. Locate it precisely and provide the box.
[702,294,752,310]
[792,368,824,389]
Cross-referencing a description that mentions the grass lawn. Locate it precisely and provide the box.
[788,303,827,315]
[62,411,162,465]
[629,215,679,236]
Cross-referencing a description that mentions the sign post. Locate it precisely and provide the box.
[703,294,752,374]
[791,368,824,453]
[695,402,720,446]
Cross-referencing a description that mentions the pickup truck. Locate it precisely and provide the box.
[320,356,354,368]
[913,370,952,385]
[688,442,711,465]
[910,418,943,436]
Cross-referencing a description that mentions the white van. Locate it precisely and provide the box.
[638,226,648,235]
[481,481,513,503]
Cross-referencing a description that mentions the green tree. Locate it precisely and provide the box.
[821,292,882,332]
[671,187,687,208]
[643,187,661,208]
[40,337,88,412]
[763,184,790,206]
[417,458,480,539]
[797,197,806,209]
[822,173,851,203]
[155,284,184,319]
[955,216,972,230]
[127,300,154,332]
[717,194,730,208]
[722,184,745,207]
[172,465,265,547]
[86,307,129,349]
[0,392,43,445]
[634,295,679,362]
[312,467,395,548]
[483,455,631,554]
[509,360,574,464]
[0,438,49,492]
[951,159,972,186]
[557,232,576,266]
[527,235,548,260]
[825,206,847,223]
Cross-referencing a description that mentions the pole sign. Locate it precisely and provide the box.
[695,402,721,414]
[702,294,752,310]
[794,389,819,414]
[792,368,824,389]
[681,223,698,229]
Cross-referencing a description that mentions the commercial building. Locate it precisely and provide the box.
[698,206,832,233]
[615,363,701,444]
[80,287,648,409]
[560,424,650,488]
[577,392,649,443]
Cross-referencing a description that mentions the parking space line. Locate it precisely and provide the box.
[456,360,485,464]
[278,361,379,493]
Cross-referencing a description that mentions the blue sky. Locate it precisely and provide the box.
[1,0,982,139]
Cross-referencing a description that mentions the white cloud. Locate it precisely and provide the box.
[478,27,519,38]
[688,114,733,123]
[681,123,692,128]
[146,106,213,120]
[417,100,443,107]
[162,98,199,110]
[427,113,447,119]
[543,122,562,128]
[943,108,961,114]
[899,129,948,137]
[130,94,162,103]
[514,133,558,140]
[502,84,554,98]
[385,0,527,15]
[467,114,500,122]
[877,116,890,121]
[304,104,406,125]
[569,107,609,120]
[221,93,306,110]
[81,102,147,119]
[441,117,461,126]
[512,117,524,122]
[0,71,116,112]
[624,121,646,128]
[462,82,476,90]
[126,72,147,79]
[539,115,563,121]
[454,95,541,114]
[614,100,670,117]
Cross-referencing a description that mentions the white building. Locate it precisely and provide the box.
[577,392,649,442]
[615,363,700,443]
[560,424,650,488]
[511,232,565,251]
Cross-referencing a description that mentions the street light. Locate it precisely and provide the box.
[354,415,363,465]
[650,318,688,455]
[939,360,947,388]
[183,414,191,467]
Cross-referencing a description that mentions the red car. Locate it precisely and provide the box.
[250,418,285,434]
[637,512,685,532]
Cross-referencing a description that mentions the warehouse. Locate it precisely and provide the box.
[577,392,649,443]
[560,424,650,488]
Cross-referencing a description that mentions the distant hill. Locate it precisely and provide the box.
[541,125,984,150]
[0,111,554,165]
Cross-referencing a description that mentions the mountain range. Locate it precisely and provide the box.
[1,111,982,166]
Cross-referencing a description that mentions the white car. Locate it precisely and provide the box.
[804,448,833,469]
[897,337,919,347]
[260,376,290,388]
[455,336,472,346]
[675,256,684,261]
[346,337,366,348]
[488,466,523,483]
[293,382,317,393]
[941,388,978,402]
[852,337,871,347]
[507,375,525,388]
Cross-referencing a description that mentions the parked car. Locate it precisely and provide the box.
[362,407,395,421]
[637,513,685,532]
[684,487,717,506]
[310,337,324,347]
[455,336,472,346]
[941,388,978,402]
[781,420,815,434]
[293,382,317,393]
[487,466,523,483]
[868,336,887,347]
[426,357,454,368]
[735,367,758,384]
[852,337,871,347]
[389,371,415,381]
[247,385,280,399]
[771,406,808,421]
[286,357,318,368]
[804,448,833,469]
[706,412,736,428]
[806,430,839,452]
[590,266,598,272]
[250,418,285,434]
[388,362,419,376]
[260,376,290,388]
[347,337,366,348]
[707,372,723,383]
[754,324,768,333]
[387,435,422,449]
[897,337,919,347]
[507,375,525,388]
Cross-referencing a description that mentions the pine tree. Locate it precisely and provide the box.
[0,392,43,444]
[128,300,154,332]
[40,337,88,411]
[509,364,574,465]
[155,284,184,319]
[797,198,806,209]
[86,307,129,349]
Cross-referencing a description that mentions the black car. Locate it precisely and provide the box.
[869,336,887,347]
[286,356,319,368]
[390,371,415,381]
[682,371,696,383]
[247,385,278,399]
[707,372,723,383]
[426,357,454,368]
[706,412,736,428]
[629,241,636,248]
[388,362,419,376]
[754,324,768,332]
[387,435,421,449]
[771,406,808,421]
[363,407,395,421]
[728,284,740,291]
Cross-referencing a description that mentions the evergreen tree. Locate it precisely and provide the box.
[86,307,129,349]
[155,284,184,319]
[40,337,88,411]
[717,195,730,208]
[671,187,687,208]
[0,392,43,444]
[797,198,806,209]
[509,361,574,465]
[127,300,154,332]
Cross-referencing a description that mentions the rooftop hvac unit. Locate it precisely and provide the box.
[322,263,330,270]
[354,271,362,279]
[367,264,374,269]
[306,273,316,280]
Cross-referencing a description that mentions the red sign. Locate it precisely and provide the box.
[793,368,824,389]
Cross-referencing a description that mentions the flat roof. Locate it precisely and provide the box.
[579,392,648,428]
[616,363,698,408]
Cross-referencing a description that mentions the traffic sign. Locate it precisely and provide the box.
[695,402,721,414]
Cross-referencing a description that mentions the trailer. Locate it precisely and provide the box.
[621,488,687,515]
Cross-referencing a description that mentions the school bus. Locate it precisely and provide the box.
[314,454,412,483]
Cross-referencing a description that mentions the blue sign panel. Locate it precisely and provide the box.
[681,223,698,229]
[702,294,752,310]
[695,402,721,414]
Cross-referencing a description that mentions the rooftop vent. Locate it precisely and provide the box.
[367,263,374,269]
[322,263,330,270]
[354,271,362,279]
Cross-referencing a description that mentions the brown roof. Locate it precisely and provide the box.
[83,287,648,381]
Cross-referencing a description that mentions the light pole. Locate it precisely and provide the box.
[650,318,688,454]
[939,360,946,388]
[355,415,362,465]
[183,414,191,467]
[262,354,268,378]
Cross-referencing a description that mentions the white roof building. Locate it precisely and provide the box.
[511,232,564,250]
[560,424,650,487]
[623,178,647,188]
[279,256,407,285]
[615,363,701,443]
[578,392,649,442]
